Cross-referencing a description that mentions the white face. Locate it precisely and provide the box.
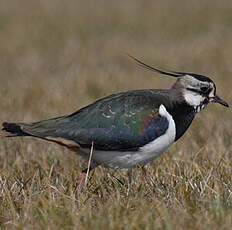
[183,90,205,107]
[180,75,215,111]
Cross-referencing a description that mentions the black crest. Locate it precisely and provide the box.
[128,54,213,83]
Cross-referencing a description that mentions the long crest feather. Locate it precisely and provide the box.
[128,54,183,78]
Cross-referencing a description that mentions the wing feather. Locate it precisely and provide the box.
[16,90,170,151]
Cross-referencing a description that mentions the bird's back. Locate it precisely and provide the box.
[2,89,195,156]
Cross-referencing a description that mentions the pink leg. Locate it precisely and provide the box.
[75,161,98,193]
[76,172,87,193]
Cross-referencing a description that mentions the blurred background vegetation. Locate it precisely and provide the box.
[0,0,231,229]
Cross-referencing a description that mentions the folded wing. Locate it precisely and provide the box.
[3,90,170,151]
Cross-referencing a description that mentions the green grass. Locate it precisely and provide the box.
[0,0,231,229]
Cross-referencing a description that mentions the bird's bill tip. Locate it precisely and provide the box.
[211,95,229,107]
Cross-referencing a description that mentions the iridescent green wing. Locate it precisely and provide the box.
[21,90,169,151]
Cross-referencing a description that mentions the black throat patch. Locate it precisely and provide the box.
[167,102,196,141]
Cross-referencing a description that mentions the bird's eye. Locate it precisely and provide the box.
[200,86,210,93]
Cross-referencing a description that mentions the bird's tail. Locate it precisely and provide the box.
[2,116,65,138]
[2,118,80,151]
[2,122,31,137]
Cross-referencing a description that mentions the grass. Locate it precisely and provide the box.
[0,0,231,229]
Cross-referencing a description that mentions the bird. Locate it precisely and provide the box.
[2,56,229,186]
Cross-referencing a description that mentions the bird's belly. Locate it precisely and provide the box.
[91,143,172,169]
[80,105,176,169]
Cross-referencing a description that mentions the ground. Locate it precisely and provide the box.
[0,0,231,229]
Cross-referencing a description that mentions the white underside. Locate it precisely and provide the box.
[80,105,176,169]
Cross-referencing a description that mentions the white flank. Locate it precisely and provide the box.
[81,104,176,169]
[133,104,176,164]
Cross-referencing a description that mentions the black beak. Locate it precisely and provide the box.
[211,95,229,107]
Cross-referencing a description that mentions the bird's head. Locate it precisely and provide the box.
[174,73,228,112]
[129,55,229,112]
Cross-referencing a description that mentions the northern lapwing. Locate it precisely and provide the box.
[2,56,229,185]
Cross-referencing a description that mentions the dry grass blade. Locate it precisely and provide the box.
[84,141,94,187]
